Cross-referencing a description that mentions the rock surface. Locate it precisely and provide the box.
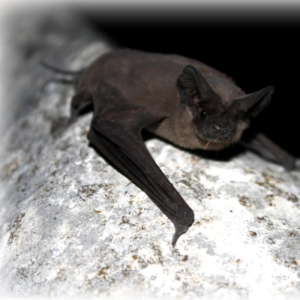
[1,10,300,300]
[0,0,111,137]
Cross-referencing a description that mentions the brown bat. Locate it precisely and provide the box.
[42,49,296,246]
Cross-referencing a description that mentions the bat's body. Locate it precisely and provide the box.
[44,49,296,246]
[75,50,246,150]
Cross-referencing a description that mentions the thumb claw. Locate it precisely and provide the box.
[171,210,194,247]
[172,225,189,247]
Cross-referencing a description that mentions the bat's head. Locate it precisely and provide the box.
[177,65,274,149]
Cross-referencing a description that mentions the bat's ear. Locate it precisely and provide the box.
[176,65,219,105]
[231,86,274,118]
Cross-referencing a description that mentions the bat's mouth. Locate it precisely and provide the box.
[200,136,232,150]
[197,123,234,144]
[200,130,234,144]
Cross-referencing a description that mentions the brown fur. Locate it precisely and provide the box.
[75,49,254,151]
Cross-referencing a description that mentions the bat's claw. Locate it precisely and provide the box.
[172,209,194,247]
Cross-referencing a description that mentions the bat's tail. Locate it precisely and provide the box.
[40,60,85,76]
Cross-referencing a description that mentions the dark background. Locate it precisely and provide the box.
[82,10,300,157]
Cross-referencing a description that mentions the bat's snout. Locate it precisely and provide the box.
[201,124,233,143]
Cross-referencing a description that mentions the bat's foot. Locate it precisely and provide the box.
[51,117,71,137]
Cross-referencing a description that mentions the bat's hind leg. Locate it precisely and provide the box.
[240,132,296,170]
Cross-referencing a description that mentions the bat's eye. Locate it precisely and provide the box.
[201,110,207,118]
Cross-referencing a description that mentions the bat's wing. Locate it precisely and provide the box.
[239,132,296,170]
[86,81,194,246]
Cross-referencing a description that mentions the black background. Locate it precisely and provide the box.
[83,11,300,157]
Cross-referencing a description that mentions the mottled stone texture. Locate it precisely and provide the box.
[0,0,112,137]
[1,11,300,300]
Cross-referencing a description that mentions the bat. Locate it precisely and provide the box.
[42,49,296,246]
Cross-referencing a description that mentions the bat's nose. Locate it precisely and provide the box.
[211,124,232,141]
[213,124,228,134]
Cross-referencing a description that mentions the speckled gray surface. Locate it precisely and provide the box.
[1,10,300,300]
[0,0,111,137]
